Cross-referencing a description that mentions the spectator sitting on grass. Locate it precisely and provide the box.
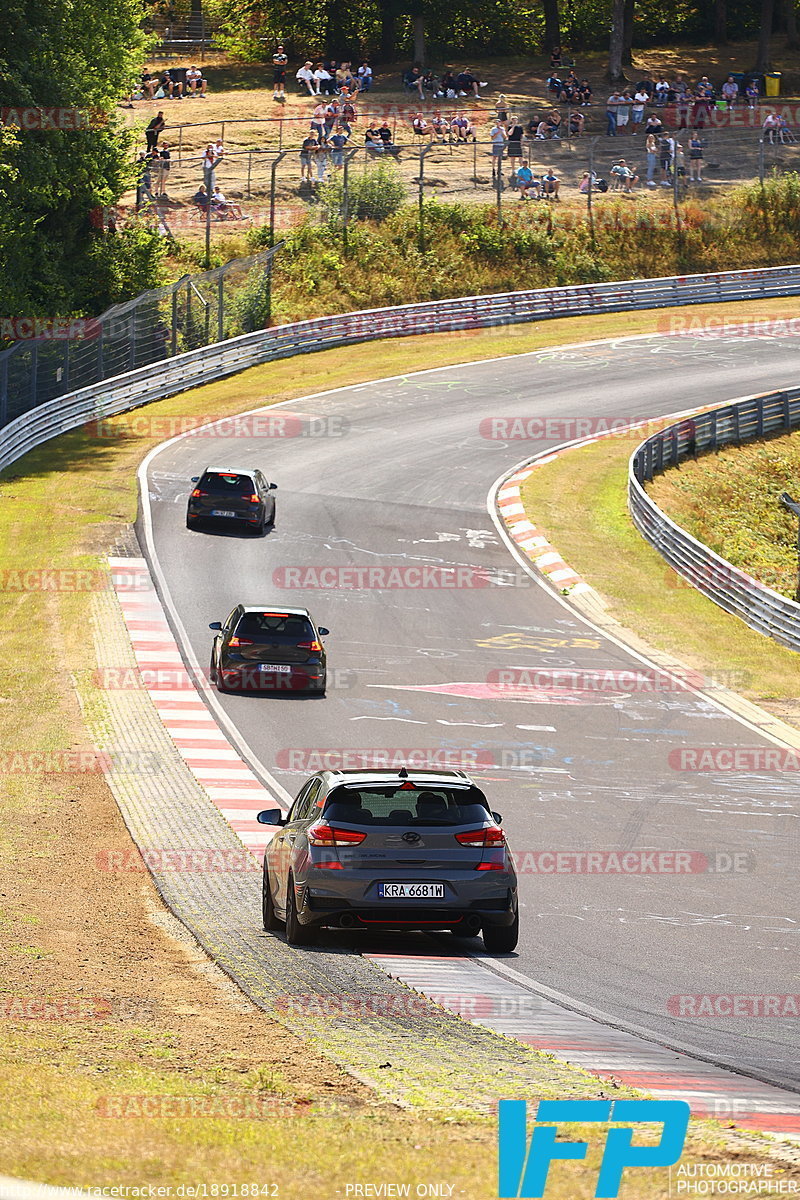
[549,45,563,69]
[437,70,456,98]
[364,125,384,154]
[405,66,425,99]
[412,111,431,139]
[432,112,451,142]
[654,77,670,106]
[140,71,157,99]
[579,78,592,105]
[296,61,317,95]
[212,186,243,218]
[356,62,372,91]
[645,112,664,137]
[569,110,585,136]
[455,68,485,98]
[378,123,399,156]
[541,166,560,199]
[516,160,538,200]
[193,184,209,212]
[610,159,639,191]
[721,75,738,108]
[450,112,474,141]
[535,118,550,139]
[546,108,562,138]
[314,63,334,95]
[185,66,207,97]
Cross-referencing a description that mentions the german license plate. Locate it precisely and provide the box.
[378,882,445,899]
[259,664,292,673]
[211,509,237,517]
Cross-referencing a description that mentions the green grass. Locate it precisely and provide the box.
[649,433,800,601]
[519,427,800,710]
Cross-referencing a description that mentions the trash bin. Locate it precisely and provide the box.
[766,71,781,97]
[715,100,727,111]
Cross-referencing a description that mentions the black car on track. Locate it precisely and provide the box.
[187,466,277,534]
[209,605,329,694]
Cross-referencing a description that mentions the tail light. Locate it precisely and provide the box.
[243,493,260,503]
[314,860,344,869]
[307,823,366,847]
[190,488,207,497]
[476,862,504,871]
[455,826,505,847]
[228,636,254,648]
[297,640,322,652]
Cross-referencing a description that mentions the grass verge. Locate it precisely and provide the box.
[2,301,800,1191]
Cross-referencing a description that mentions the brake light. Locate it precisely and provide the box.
[455,826,505,846]
[296,640,322,652]
[191,488,207,497]
[243,493,259,503]
[228,636,254,648]
[476,861,504,871]
[308,823,366,847]
[314,860,344,869]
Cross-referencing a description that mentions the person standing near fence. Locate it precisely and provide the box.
[158,143,171,196]
[506,116,524,181]
[645,131,658,187]
[688,133,703,181]
[272,45,288,102]
[145,111,165,151]
[490,118,507,181]
[314,136,329,186]
[606,90,621,136]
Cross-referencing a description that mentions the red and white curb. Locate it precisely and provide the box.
[109,556,280,857]
[366,953,800,1140]
[496,468,592,596]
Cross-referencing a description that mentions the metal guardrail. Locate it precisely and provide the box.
[2,260,800,486]
[629,388,800,650]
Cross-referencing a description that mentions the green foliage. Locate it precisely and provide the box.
[234,264,274,332]
[320,162,407,224]
[82,224,167,309]
[0,0,150,320]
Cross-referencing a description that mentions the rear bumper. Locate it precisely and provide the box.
[219,663,325,692]
[299,890,517,930]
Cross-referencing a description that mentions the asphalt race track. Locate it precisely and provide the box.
[141,332,800,1092]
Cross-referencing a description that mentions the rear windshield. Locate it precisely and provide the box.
[235,613,314,640]
[200,472,255,494]
[323,784,491,826]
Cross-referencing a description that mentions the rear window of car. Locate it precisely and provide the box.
[200,472,255,494]
[322,784,491,826]
[235,613,315,640]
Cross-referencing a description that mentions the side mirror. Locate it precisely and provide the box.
[209,621,222,631]
[257,808,286,825]
[269,482,278,490]
[318,627,330,636]
[492,811,503,824]
[191,476,199,483]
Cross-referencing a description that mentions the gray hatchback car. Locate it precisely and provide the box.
[257,767,519,953]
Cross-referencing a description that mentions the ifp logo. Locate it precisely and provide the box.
[498,1099,690,1197]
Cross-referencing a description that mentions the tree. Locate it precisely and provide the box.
[756,0,775,70]
[542,0,561,53]
[787,0,798,50]
[715,0,728,43]
[608,0,627,82]
[622,0,635,65]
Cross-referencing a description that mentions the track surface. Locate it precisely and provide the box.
[142,333,800,1091]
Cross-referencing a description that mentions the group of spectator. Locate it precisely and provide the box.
[294,59,373,96]
[402,66,487,100]
[135,65,208,101]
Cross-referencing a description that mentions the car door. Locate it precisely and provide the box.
[217,606,241,669]
[255,470,275,522]
[269,780,320,912]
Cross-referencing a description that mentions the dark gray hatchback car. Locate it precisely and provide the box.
[257,768,519,953]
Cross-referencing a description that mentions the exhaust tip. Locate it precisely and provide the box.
[339,912,357,928]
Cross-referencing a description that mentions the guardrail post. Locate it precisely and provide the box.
[247,150,253,198]
[784,392,792,431]
[733,406,740,443]
[756,396,764,438]
[30,342,38,410]
[0,354,7,426]
[710,409,718,450]
[171,287,178,356]
[218,274,224,342]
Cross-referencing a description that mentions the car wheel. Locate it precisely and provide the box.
[285,874,318,946]
[482,911,519,954]
[209,654,217,685]
[262,866,283,932]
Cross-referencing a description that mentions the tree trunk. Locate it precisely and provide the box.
[542,0,561,52]
[379,0,397,61]
[608,0,626,82]
[326,2,347,59]
[714,0,727,42]
[622,0,634,65]
[412,13,425,66]
[787,0,799,49]
[756,0,774,70]
[189,0,203,39]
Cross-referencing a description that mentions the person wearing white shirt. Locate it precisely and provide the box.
[296,62,317,95]
[357,62,373,92]
[313,64,334,96]
[632,88,649,132]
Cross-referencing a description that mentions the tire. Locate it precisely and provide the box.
[208,654,217,685]
[482,911,519,954]
[285,875,318,946]
[262,865,282,931]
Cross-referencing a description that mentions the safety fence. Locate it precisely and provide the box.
[2,262,800,481]
[629,389,800,649]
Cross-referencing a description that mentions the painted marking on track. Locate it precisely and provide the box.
[475,632,602,651]
[369,682,625,705]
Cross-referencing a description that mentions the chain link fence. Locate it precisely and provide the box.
[0,247,281,429]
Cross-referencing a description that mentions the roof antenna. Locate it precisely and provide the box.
[398,767,408,778]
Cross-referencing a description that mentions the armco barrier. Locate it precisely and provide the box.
[629,388,800,650]
[2,264,800,479]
